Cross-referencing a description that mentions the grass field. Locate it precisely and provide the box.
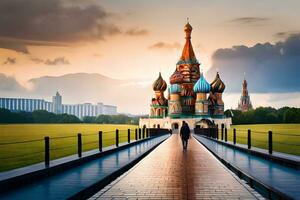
[226,124,300,156]
[0,124,138,172]
[0,123,299,172]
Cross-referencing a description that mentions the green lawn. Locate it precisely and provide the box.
[0,124,138,172]
[224,124,300,156]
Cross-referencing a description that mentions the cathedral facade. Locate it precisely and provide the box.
[140,23,232,130]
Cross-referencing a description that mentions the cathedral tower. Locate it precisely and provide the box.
[173,22,200,114]
[238,77,252,112]
[209,72,225,116]
[150,73,168,118]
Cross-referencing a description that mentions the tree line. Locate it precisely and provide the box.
[1,107,299,125]
[225,107,300,124]
[0,108,140,124]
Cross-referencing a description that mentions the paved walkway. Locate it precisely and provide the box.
[90,134,259,199]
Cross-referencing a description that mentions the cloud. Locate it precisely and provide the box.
[93,53,101,57]
[0,0,121,52]
[0,39,29,54]
[2,57,16,65]
[125,28,149,36]
[30,57,44,64]
[274,31,300,39]
[30,57,70,65]
[229,17,269,26]
[45,57,70,65]
[0,37,67,54]
[206,34,300,93]
[0,73,24,91]
[149,42,181,50]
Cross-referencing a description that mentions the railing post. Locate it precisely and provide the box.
[225,128,227,142]
[233,128,236,145]
[216,124,219,140]
[78,133,82,158]
[44,136,50,167]
[128,129,130,143]
[213,128,216,139]
[146,128,149,138]
[142,128,145,139]
[98,131,102,152]
[135,129,138,140]
[139,128,141,139]
[221,124,224,140]
[268,131,273,154]
[248,129,251,149]
[116,129,119,147]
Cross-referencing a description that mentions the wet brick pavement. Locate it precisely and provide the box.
[90,134,260,199]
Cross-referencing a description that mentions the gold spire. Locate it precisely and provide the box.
[180,22,196,62]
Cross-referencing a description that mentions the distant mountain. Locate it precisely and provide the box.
[29,73,126,96]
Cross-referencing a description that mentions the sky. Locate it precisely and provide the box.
[0,0,300,114]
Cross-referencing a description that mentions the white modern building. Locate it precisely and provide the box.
[0,92,117,119]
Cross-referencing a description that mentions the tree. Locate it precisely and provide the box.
[226,106,300,124]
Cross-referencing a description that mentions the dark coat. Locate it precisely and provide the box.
[180,123,190,140]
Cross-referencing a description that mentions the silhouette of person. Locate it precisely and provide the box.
[180,121,190,150]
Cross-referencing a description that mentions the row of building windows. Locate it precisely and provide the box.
[61,103,117,119]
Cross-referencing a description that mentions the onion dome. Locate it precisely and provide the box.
[193,73,210,93]
[170,70,184,84]
[211,72,225,93]
[184,22,193,34]
[152,72,167,91]
[169,84,181,94]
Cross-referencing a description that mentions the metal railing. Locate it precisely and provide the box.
[0,128,169,171]
[194,125,300,156]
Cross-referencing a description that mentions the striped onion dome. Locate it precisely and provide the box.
[169,84,181,94]
[152,72,167,91]
[193,73,210,93]
[211,72,225,93]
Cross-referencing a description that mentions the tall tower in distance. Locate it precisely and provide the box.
[238,76,252,112]
[52,91,62,114]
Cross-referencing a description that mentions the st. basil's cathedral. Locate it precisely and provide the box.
[139,22,232,130]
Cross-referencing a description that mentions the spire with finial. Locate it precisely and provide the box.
[180,19,196,63]
[242,72,248,91]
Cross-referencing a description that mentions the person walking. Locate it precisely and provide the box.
[180,121,190,150]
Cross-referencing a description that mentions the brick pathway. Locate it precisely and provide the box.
[90,134,259,199]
